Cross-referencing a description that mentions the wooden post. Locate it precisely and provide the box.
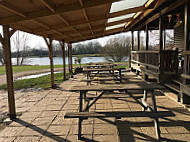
[68,43,73,77]
[158,15,163,81]
[67,44,70,73]
[70,43,73,75]
[131,31,134,51]
[145,24,149,80]
[137,31,140,51]
[2,25,16,119]
[59,40,66,80]
[181,1,190,104]
[130,31,134,69]
[44,36,55,88]
[159,16,163,51]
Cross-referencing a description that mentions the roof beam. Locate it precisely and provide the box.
[0,1,26,17]
[32,19,72,40]
[57,15,85,40]
[33,8,134,34]
[107,17,133,27]
[70,28,123,43]
[0,0,122,25]
[124,0,167,31]
[109,5,145,18]
[79,0,95,37]
[39,0,56,13]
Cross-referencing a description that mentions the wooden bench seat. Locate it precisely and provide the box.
[65,111,175,119]
[85,94,143,100]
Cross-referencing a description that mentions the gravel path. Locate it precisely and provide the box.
[0,68,64,85]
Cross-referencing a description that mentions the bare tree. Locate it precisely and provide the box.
[102,36,131,62]
[12,31,29,65]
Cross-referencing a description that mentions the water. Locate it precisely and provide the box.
[11,56,107,65]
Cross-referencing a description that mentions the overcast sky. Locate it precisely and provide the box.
[0,26,131,51]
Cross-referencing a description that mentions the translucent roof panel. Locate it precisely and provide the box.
[106,23,126,31]
[108,13,135,23]
[110,0,148,13]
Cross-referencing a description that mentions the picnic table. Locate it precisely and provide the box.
[83,63,117,69]
[83,67,125,84]
[64,83,175,140]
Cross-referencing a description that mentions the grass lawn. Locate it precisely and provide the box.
[0,61,129,90]
[0,64,81,75]
[0,73,68,90]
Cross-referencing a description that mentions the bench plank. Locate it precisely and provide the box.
[64,111,175,118]
[66,83,164,91]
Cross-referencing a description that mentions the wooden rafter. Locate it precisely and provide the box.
[57,15,85,40]
[103,3,112,35]
[0,0,121,25]
[0,1,26,17]
[33,9,135,34]
[69,28,123,43]
[124,0,167,31]
[79,0,95,37]
[40,0,55,13]
[107,18,133,27]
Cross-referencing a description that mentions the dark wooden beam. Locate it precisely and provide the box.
[159,16,163,51]
[40,0,55,13]
[2,25,16,119]
[109,6,145,18]
[137,31,140,51]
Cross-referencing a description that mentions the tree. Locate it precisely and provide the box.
[102,36,131,62]
[12,31,30,65]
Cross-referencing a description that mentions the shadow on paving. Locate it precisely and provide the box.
[97,118,187,142]
[13,118,72,142]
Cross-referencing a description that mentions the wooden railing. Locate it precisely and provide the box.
[131,50,179,76]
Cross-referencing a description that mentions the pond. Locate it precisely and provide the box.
[11,56,108,65]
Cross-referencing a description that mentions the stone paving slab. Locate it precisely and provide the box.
[0,73,190,141]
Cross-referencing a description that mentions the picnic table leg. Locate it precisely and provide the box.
[151,90,161,139]
[78,91,83,139]
[142,90,148,111]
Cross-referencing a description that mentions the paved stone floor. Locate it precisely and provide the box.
[0,73,190,142]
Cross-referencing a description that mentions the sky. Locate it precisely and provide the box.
[0,26,131,51]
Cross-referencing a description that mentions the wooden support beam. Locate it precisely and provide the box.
[159,16,163,51]
[59,40,66,80]
[57,15,84,40]
[0,1,26,17]
[40,0,55,13]
[69,28,123,43]
[43,36,56,88]
[107,18,133,27]
[9,29,16,37]
[68,43,73,77]
[131,31,134,51]
[137,31,140,51]
[109,6,145,18]
[0,0,121,25]
[79,0,95,37]
[183,1,190,86]
[2,25,16,119]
